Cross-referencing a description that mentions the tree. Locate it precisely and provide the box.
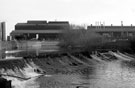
[59,25,106,52]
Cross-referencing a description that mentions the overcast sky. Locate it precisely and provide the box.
[0,0,135,36]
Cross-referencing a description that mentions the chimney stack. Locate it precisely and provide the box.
[91,24,92,27]
[121,21,123,26]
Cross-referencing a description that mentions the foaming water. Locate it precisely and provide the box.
[90,60,135,88]
[3,75,39,88]
[0,60,43,88]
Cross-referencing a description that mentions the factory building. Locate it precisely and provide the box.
[87,24,135,40]
[10,20,70,41]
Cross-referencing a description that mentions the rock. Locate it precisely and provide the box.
[0,77,12,88]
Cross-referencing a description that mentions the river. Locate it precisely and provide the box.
[0,50,135,88]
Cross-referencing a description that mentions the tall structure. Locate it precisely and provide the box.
[0,22,6,41]
[10,20,70,40]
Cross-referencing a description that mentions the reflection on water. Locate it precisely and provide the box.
[91,61,135,88]
[34,60,135,88]
[0,50,135,88]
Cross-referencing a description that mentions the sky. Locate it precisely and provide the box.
[0,0,135,36]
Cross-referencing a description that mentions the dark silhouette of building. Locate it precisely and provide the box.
[0,22,6,41]
[10,20,69,40]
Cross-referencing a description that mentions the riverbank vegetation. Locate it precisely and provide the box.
[59,27,135,53]
[59,28,107,52]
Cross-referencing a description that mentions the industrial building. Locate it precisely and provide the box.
[87,24,135,40]
[10,20,70,40]
[10,20,135,41]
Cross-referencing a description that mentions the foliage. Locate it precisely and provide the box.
[59,28,107,51]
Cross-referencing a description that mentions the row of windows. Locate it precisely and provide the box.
[14,33,61,40]
[15,25,67,30]
[101,32,135,37]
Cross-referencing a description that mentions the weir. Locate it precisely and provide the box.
[0,50,135,88]
[0,51,134,73]
[0,51,95,74]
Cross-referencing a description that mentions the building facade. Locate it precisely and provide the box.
[10,20,70,40]
[87,24,135,40]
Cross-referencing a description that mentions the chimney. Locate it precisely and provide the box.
[103,22,105,29]
[131,24,133,27]
[111,24,113,26]
[121,21,123,26]
[91,24,92,27]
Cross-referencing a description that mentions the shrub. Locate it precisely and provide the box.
[59,28,107,52]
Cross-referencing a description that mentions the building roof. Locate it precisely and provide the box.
[27,20,47,24]
[48,21,69,24]
[16,21,69,25]
[87,26,135,32]
[87,26,135,28]
[15,21,70,30]
[16,23,36,26]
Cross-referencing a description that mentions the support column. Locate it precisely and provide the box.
[36,34,39,40]
[127,32,128,37]
[27,33,29,39]
[121,32,124,38]
[111,32,113,37]
[0,40,1,50]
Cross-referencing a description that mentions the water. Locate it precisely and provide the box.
[0,60,42,88]
[92,61,135,88]
[1,50,135,88]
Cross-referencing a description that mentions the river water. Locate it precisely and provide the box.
[1,50,135,88]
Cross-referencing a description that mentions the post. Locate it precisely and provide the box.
[0,40,1,59]
[0,40,1,50]
[36,34,39,40]
[111,32,113,37]
[36,49,39,56]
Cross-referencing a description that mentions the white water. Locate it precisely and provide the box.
[90,56,135,88]
[0,60,43,88]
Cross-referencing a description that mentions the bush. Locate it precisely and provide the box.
[59,28,107,52]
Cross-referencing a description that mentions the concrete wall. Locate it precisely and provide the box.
[0,41,17,50]
[16,41,60,51]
